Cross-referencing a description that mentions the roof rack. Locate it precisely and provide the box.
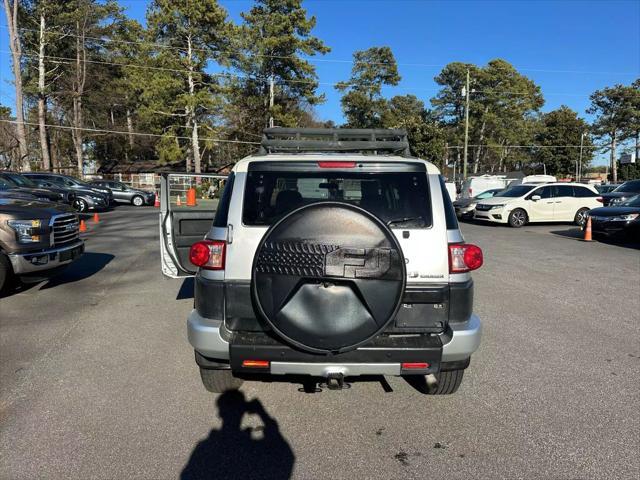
[258,128,411,156]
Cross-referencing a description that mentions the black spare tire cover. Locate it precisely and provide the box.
[252,202,406,354]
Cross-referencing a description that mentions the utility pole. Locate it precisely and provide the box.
[462,69,470,180]
[268,76,274,128]
[578,132,585,182]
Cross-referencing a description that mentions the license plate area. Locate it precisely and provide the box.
[59,245,83,262]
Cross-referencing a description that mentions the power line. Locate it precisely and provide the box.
[4,24,638,76]
[447,144,601,149]
[2,50,596,98]
[0,119,261,145]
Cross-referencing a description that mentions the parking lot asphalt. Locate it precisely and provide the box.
[1,206,638,480]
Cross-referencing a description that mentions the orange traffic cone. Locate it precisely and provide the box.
[582,216,593,242]
[79,219,87,233]
[93,212,100,223]
[154,193,160,208]
[186,187,197,207]
[176,195,182,206]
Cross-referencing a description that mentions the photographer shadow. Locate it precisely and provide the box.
[181,390,295,480]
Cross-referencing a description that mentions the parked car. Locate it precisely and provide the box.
[587,194,640,240]
[88,180,155,206]
[600,179,640,206]
[0,197,84,292]
[0,172,65,203]
[453,188,503,219]
[459,174,508,199]
[24,173,110,212]
[0,188,39,202]
[595,183,622,194]
[160,128,483,395]
[474,183,601,227]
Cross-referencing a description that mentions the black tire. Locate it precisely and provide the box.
[73,198,89,213]
[199,368,243,393]
[427,369,465,395]
[574,208,589,226]
[508,208,527,228]
[131,195,144,207]
[0,253,13,293]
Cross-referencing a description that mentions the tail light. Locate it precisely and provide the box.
[449,243,483,273]
[469,188,473,196]
[242,360,270,368]
[189,240,225,270]
[596,197,603,203]
[317,161,356,168]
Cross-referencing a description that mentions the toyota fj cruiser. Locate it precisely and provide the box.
[160,128,482,394]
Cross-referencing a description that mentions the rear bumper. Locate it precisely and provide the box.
[187,309,482,375]
[8,240,84,274]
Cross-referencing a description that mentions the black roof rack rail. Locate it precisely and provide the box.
[258,127,411,156]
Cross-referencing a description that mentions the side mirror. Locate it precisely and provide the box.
[530,195,541,201]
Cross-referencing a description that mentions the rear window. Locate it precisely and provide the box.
[614,180,640,193]
[242,169,432,228]
[573,186,598,197]
[213,173,235,227]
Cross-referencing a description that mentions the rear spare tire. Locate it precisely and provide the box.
[252,202,406,354]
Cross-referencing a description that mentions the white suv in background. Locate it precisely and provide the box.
[474,183,601,228]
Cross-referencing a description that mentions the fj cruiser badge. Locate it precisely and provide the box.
[324,247,391,279]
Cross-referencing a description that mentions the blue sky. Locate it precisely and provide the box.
[2,0,639,165]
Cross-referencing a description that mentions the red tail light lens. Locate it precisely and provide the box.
[596,197,603,203]
[402,362,430,369]
[317,161,356,168]
[449,243,483,273]
[242,360,270,368]
[189,240,226,270]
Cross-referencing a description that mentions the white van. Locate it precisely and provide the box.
[474,183,601,227]
[460,175,507,199]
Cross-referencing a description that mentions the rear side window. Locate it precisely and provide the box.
[573,186,598,197]
[438,175,458,230]
[212,173,235,227]
[554,185,574,197]
[243,169,432,228]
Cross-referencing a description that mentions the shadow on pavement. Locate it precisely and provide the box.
[177,277,194,300]
[40,252,115,289]
[181,391,294,480]
[550,228,640,249]
[549,228,584,240]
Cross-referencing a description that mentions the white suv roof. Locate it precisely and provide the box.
[233,153,442,175]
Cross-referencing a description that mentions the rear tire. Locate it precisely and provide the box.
[426,369,465,395]
[508,208,527,228]
[199,368,243,393]
[574,208,589,226]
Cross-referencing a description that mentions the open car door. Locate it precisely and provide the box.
[159,173,228,278]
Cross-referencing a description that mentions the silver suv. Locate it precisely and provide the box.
[160,128,482,394]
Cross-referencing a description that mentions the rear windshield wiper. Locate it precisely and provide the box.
[386,216,424,226]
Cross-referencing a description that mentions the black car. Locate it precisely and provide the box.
[453,188,504,219]
[24,173,110,212]
[600,179,640,207]
[588,195,640,240]
[595,183,622,194]
[0,172,66,203]
[89,180,156,206]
